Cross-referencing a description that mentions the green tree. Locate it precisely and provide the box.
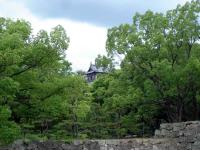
[106,0,200,124]
[0,17,91,143]
[87,0,200,139]
[0,106,20,145]
[95,54,114,71]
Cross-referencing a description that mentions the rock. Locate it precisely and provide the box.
[2,121,200,150]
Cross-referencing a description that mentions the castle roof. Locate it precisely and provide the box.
[86,64,104,75]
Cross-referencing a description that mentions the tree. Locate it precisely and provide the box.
[95,54,114,71]
[0,106,20,145]
[0,17,91,143]
[106,0,200,124]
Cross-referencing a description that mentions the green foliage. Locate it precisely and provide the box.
[0,17,90,144]
[95,54,114,71]
[106,0,200,120]
[0,106,20,145]
[0,0,200,144]
[87,0,200,138]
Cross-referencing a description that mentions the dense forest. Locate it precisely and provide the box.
[0,0,200,145]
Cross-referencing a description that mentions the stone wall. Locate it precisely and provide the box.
[2,121,200,150]
[154,121,200,150]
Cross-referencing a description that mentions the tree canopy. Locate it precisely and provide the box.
[0,0,200,145]
[0,18,91,144]
[89,0,200,137]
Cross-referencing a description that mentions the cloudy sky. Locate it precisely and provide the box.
[0,0,190,71]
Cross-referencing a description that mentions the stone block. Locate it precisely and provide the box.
[4,121,200,150]
[160,123,173,130]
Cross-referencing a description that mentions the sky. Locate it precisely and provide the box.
[0,0,190,71]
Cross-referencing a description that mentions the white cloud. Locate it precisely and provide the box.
[31,19,107,71]
[0,0,107,71]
